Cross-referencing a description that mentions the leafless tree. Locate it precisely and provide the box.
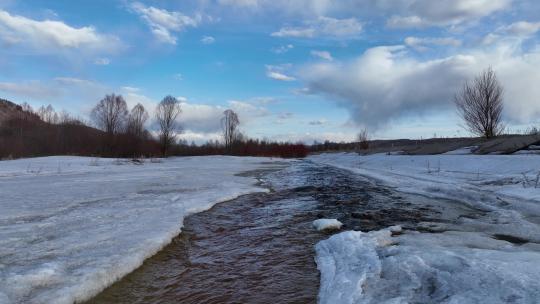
[455,67,504,138]
[21,102,33,113]
[357,128,369,150]
[91,94,129,135]
[221,109,239,150]
[127,103,149,138]
[156,96,181,155]
[37,104,58,124]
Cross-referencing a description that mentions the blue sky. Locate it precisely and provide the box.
[0,0,539,143]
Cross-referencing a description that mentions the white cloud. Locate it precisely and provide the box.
[217,0,509,31]
[120,86,140,93]
[404,37,462,51]
[309,118,328,125]
[387,15,424,28]
[0,10,120,53]
[266,64,296,81]
[54,77,98,86]
[94,58,110,65]
[228,100,270,118]
[267,71,296,81]
[201,35,215,44]
[278,112,294,119]
[129,2,201,44]
[271,44,294,54]
[272,27,316,38]
[217,0,260,8]
[502,21,540,36]
[387,0,510,28]
[483,21,540,46]
[272,16,362,39]
[173,73,184,80]
[310,50,333,61]
[299,43,540,128]
[270,131,356,144]
[0,81,60,99]
[177,130,222,144]
[179,101,225,132]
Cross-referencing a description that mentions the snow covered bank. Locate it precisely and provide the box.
[310,153,540,241]
[316,227,540,304]
[310,152,540,203]
[0,156,285,304]
[312,153,540,303]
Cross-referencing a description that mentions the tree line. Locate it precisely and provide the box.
[0,95,307,159]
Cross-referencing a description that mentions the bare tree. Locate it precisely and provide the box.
[127,103,149,138]
[221,109,239,150]
[91,94,129,134]
[156,96,181,155]
[455,67,504,138]
[37,104,58,124]
[21,102,33,113]
[357,128,369,151]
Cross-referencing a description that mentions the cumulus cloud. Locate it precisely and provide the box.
[310,50,333,60]
[266,64,296,81]
[272,16,362,39]
[129,2,201,44]
[0,10,120,53]
[299,43,540,128]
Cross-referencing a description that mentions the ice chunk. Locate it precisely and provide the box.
[316,228,540,304]
[313,219,343,231]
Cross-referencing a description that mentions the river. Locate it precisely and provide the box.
[87,160,482,304]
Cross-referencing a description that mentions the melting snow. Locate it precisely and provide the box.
[313,219,343,231]
[312,153,540,304]
[0,156,284,304]
[316,228,540,304]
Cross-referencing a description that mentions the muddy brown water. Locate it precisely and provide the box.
[87,161,481,304]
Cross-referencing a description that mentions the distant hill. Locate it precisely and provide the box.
[0,98,39,124]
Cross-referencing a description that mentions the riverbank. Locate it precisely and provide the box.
[0,156,288,304]
[311,152,540,303]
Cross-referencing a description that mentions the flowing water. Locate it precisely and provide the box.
[88,161,481,304]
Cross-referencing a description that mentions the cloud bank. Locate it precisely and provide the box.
[300,42,540,129]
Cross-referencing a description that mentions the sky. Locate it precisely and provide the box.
[0,0,539,144]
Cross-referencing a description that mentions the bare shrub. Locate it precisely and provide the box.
[455,67,504,138]
[357,128,369,151]
[156,96,181,156]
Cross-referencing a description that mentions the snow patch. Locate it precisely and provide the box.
[313,219,343,231]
